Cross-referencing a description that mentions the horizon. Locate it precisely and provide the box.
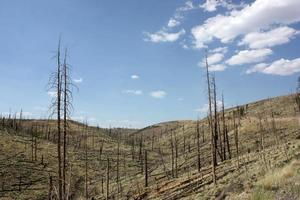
[0,92,295,129]
[1,0,300,128]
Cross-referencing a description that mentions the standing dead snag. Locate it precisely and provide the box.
[233,111,239,169]
[170,131,175,178]
[34,137,37,161]
[48,39,63,200]
[212,76,220,164]
[174,133,178,178]
[204,51,216,185]
[48,175,53,200]
[62,48,68,198]
[106,158,110,200]
[145,150,148,187]
[196,119,201,172]
[271,111,278,145]
[85,124,88,200]
[48,40,77,200]
[139,134,144,174]
[117,131,120,194]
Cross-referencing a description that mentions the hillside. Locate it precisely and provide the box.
[0,94,299,199]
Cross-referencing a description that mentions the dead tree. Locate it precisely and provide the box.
[271,111,278,145]
[48,175,53,200]
[48,39,63,200]
[139,134,144,173]
[117,131,120,194]
[221,94,230,160]
[212,76,222,163]
[196,119,201,172]
[31,127,34,161]
[174,133,178,178]
[145,150,148,187]
[151,131,154,151]
[183,125,186,156]
[85,125,88,200]
[233,111,239,169]
[34,137,37,161]
[205,51,216,185]
[106,158,110,199]
[170,132,175,178]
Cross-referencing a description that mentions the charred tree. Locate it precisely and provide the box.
[205,51,216,185]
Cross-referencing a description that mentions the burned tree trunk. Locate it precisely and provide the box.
[196,120,201,172]
[233,112,239,169]
[106,158,110,200]
[145,150,148,187]
[205,52,216,185]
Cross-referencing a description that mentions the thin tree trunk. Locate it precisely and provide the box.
[197,120,201,172]
[106,158,110,200]
[63,48,68,199]
[205,51,216,185]
[56,40,63,200]
[145,150,148,187]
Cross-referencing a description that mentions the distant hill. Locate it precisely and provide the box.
[0,93,299,199]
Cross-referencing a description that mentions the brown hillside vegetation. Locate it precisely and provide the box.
[0,94,300,199]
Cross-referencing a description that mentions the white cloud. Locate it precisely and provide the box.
[211,47,228,54]
[131,75,139,79]
[122,90,143,95]
[145,29,185,43]
[246,58,300,76]
[206,53,224,65]
[47,91,57,97]
[239,26,299,49]
[150,90,167,99]
[200,0,245,12]
[192,0,300,48]
[195,100,223,114]
[200,0,219,12]
[177,1,196,12]
[177,97,184,101]
[208,64,227,72]
[226,48,272,66]
[168,18,180,28]
[73,78,83,83]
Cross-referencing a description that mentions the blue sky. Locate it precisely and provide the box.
[0,0,299,128]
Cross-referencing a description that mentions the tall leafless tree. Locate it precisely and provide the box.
[205,51,216,185]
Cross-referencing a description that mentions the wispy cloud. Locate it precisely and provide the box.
[144,29,185,43]
[131,75,139,79]
[122,90,143,95]
[195,100,223,114]
[150,90,167,99]
[73,78,83,83]
[47,91,57,97]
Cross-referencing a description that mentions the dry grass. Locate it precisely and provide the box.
[257,159,300,191]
